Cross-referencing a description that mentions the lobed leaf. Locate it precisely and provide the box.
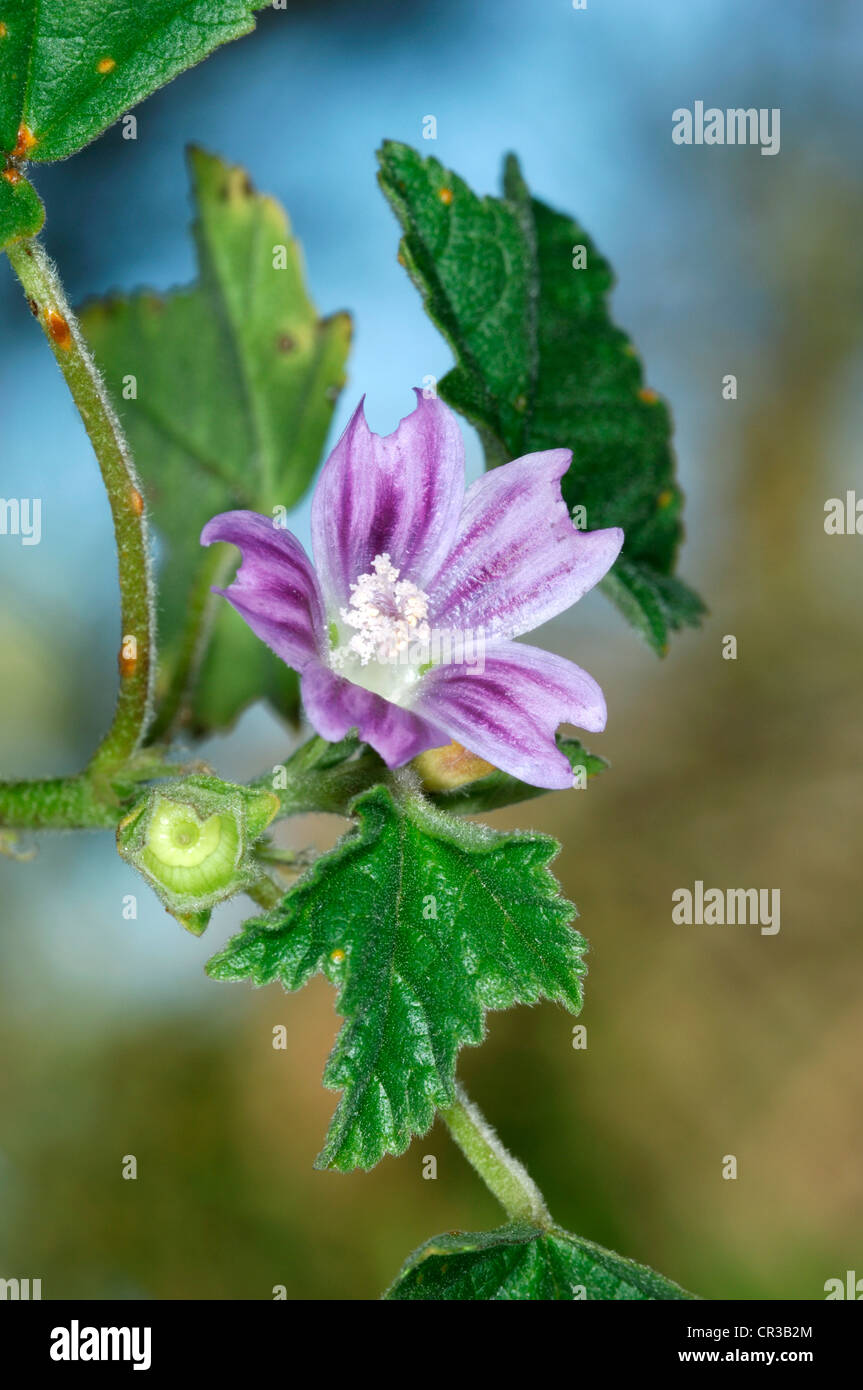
[207,785,586,1172]
[385,1222,696,1301]
[377,141,705,653]
[81,147,351,735]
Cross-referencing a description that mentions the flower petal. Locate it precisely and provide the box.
[301,660,445,767]
[311,390,465,610]
[417,640,607,789]
[426,449,624,641]
[201,510,325,672]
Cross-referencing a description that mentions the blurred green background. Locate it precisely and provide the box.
[1,0,861,1299]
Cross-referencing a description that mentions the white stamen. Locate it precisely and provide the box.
[339,553,431,666]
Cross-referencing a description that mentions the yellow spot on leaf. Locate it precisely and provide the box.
[0,22,8,38]
[638,387,659,404]
[130,488,144,516]
[657,488,675,509]
[12,123,37,157]
[1,167,21,184]
[97,56,116,74]
[220,166,254,203]
[330,949,346,965]
[119,649,138,678]
[438,187,454,205]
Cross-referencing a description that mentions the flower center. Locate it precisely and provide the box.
[331,553,432,702]
[341,553,431,664]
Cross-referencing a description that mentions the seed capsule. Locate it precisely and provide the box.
[116,776,280,927]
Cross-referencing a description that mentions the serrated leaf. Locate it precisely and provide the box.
[207,786,585,1172]
[0,0,264,163]
[0,169,43,248]
[377,141,705,654]
[385,1222,696,1301]
[430,736,606,816]
[81,147,350,734]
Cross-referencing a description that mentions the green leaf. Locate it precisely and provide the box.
[430,736,606,816]
[377,141,705,654]
[187,603,301,741]
[385,1222,696,1301]
[0,168,43,248]
[81,147,351,734]
[207,786,585,1171]
[0,0,264,164]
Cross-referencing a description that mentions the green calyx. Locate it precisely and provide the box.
[117,774,279,929]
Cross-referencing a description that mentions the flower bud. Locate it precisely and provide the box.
[412,741,495,792]
[117,775,279,929]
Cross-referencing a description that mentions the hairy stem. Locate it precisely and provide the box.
[5,237,155,774]
[254,745,388,820]
[0,776,128,830]
[245,875,285,911]
[147,545,232,744]
[441,1081,552,1227]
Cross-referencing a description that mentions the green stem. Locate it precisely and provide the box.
[0,750,182,830]
[147,545,232,744]
[245,875,284,911]
[5,237,155,774]
[0,776,126,830]
[441,1082,552,1227]
[255,746,389,820]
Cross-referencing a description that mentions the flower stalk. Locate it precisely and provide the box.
[441,1082,552,1228]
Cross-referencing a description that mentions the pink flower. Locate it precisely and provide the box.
[201,392,623,789]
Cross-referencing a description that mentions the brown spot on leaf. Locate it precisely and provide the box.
[1,167,21,184]
[276,333,295,353]
[12,123,37,158]
[638,387,659,404]
[657,488,675,509]
[220,168,254,202]
[26,297,38,317]
[119,650,137,678]
[46,309,72,351]
[130,488,144,516]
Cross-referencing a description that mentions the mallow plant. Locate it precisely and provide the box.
[0,4,704,1299]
